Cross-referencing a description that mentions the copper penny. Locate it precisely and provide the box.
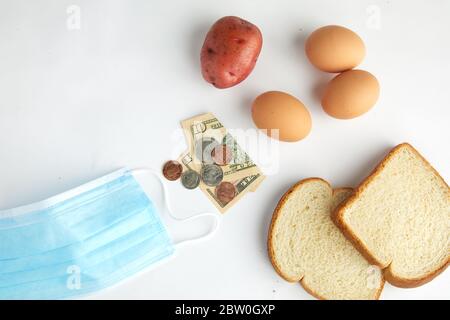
[181,170,201,189]
[211,144,233,166]
[162,160,183,181]
[215,181,237,205]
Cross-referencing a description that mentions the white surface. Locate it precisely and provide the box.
[0,0,448,300]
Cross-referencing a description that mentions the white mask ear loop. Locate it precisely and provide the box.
[129,167,220,247]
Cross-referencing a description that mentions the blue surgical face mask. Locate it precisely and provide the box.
[0,168,219,300]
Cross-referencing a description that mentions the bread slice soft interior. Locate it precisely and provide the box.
[268,178,384,300]
[333,143,449,288]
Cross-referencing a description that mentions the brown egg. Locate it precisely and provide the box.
[322,70,380,119]
[305,25,365,73]
[252,91,312,142]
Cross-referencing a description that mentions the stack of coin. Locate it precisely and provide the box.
[163,136,236,192]
[176,113,266,213]
[162,160,199,190]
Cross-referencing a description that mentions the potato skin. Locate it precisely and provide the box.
[201,16,263,89]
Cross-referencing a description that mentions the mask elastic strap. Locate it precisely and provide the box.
[129,167,220,248]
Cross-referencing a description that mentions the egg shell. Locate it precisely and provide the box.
[252,91,312,142]
[305,25,365,73]
[322,70,380,119]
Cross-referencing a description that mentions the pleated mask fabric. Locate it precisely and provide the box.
[0,168,217,299]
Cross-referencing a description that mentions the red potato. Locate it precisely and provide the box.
[201,16,263,89]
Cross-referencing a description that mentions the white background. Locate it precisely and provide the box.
[0,0,449,300]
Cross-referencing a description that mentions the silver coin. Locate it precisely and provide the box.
[223,133,247,165]
[195,137,219,164]
[200,164,224,187]
[181,170,201,190]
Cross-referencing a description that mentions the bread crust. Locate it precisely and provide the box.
[268,179,384,299]
[268,177,329,283]
[300,279,327,300]
[300,275,385,301]
[332,143,450,288]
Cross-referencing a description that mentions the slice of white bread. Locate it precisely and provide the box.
[333,143,450,288]
[268,178,384,300]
